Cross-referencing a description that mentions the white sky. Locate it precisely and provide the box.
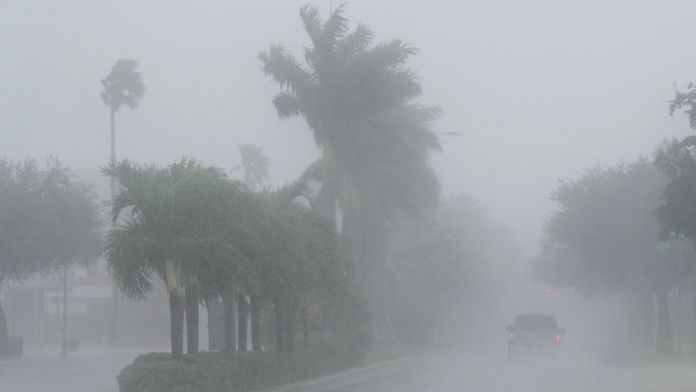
[1,0,695,258]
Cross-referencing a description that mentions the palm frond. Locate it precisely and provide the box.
[300,4,323,46]
[272,92,302,118]
[320,3,349,50]
[101,58,145,112]
[258,45,314,96]
[335,23,375,65]
[104,219,155,300]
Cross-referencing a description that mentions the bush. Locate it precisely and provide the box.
[118,344,364,392]
[322,293,372,362]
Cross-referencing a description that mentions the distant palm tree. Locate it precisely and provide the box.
[100,58,145,346]
[259,4,441,339]
[235,143,270,191]
[101,59,145,164]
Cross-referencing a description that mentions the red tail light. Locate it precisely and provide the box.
[555,334,561,343]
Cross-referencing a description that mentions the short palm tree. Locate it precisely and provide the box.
[103,159,233,357]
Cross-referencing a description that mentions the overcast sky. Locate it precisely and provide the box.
[1,0,695,258]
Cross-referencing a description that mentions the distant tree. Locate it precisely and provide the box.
[259,4,441,339]
[0,158,102,341]
[536,160,691,354]
[669,83,696,129]
[247,183,352,352]
[388,194,517,345]
[235,143,269,191]
[655,140,696,244]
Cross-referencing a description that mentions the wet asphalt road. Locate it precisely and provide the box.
[3,345,696,392]
[274,350,696,392]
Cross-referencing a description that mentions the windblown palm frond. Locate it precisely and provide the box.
[104,218,155,300]
[101,59,145,112]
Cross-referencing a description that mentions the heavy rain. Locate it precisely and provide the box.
[2,1,696,391]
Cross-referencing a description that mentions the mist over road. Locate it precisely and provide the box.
[0,345,153,392]
[279,349,696,392]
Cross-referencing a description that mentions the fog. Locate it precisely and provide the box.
[3,0,695,256]
[2,1,696,391]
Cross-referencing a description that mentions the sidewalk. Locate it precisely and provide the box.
[260,352,424,392]
[0,344,160,392]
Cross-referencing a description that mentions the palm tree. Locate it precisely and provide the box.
[235,143,270,191]
[103,159,234,357]
[101,59,145,164]
[101,58,145,346]
[259,4,441,339]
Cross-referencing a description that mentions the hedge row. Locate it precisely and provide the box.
[118,335,364,392]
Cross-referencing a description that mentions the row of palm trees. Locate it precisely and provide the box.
[103,159,349,357]
[100,4,443,352]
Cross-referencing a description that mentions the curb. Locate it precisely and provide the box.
[256,352,424,392]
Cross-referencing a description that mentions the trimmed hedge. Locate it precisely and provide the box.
[118,337,364,392]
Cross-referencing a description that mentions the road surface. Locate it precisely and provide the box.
[0,344,155,392]
[3,345,696,391]
[274,349,696,392]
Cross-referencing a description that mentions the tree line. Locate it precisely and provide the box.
[0,4,518,360]
[533,82,696,356]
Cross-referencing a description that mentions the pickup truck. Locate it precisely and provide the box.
[505,313,565,360]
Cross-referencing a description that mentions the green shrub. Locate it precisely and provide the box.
[132,352,173,363]
[118,344,367,392]
[322,293,372,363]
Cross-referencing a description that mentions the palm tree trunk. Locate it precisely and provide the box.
[274,299,284,352]
[655,286,674,355]
[223,286,236,355]
[626,292,642,347]
[185,286,199,354]
[692,289,696,361]
[250,296,261,351]
[0,278,8,342]
[346,199,388,343]
[108,106,121,347]
[640,290,655,350]
[316,147,339,228]
[61,264,68,357]
[302,304,309,346]
[237,294,248,351]
[284,299,294,352]
[169,292,184,358]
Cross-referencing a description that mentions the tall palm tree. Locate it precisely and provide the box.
[259,4,441,339]
[101,59,145,165]
[101,58,145,346]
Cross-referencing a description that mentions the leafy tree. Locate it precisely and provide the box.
[0,158,102,341]
[536,160,691,354]
[669,83,696,129]
[259,4,441,338]
[246,183,350,352]
[655,138,696,243]
[388,194,516,345]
